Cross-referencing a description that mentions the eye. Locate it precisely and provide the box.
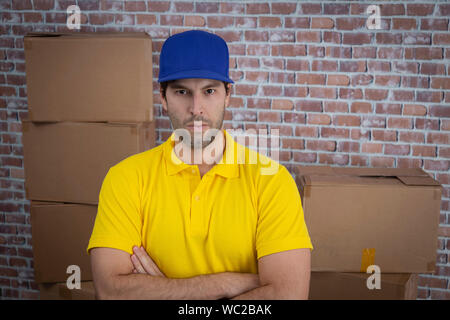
[205,88,215,95]
[175,89,187,95]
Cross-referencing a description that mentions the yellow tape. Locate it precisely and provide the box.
[360,248,376,272]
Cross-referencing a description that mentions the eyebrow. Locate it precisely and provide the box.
[168,82,222,90]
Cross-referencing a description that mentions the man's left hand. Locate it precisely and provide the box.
[131,246,166,277]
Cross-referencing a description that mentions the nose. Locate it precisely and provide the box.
[189,92,204,116]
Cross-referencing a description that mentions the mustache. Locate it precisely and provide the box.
[184,117,210,126]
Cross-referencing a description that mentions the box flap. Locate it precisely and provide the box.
[25,32,149,39]
[296,166,440,187]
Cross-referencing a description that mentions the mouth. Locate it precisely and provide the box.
[185,121,209,131]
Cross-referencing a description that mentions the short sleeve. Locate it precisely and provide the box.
[256,165,313,260]
[87,164,142,255]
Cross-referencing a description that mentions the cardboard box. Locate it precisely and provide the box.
[31,201,96,283]
[296,166,442,273]
[22,120,155,204]
[309,272,418,300]
[24,32,153,122]
[39,281,96,300]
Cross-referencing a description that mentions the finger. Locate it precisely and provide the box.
[131,254,146,274]
[139,246,165,277]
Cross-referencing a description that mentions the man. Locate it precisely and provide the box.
[87,30,313,300]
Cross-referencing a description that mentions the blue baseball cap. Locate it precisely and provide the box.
[158,30,234,84]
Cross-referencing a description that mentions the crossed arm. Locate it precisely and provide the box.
[90,246,311,300]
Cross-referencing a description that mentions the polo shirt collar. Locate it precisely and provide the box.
[163,129,240,178]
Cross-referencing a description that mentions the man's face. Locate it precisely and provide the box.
[161,78,231,149]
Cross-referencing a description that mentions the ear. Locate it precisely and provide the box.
[160,87,168,112]
[224,83,232,108]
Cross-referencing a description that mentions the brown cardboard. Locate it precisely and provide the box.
[309,273,418,300]
[22,120,156,204]
[31,201,96,283]
[24,32,153,122]
[296,166,442,273]
[39,281,96,300]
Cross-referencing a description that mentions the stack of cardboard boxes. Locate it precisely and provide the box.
[295,166,442,300]
[22,32,156,300]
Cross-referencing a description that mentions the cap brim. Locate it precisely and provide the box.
[158,69,234,84]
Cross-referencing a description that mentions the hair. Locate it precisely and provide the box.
[160,80,231,100]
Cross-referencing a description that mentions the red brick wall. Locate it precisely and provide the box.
[0,0,449,299]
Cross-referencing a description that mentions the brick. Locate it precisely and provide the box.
[184,15,205,27]
[375,33,403,45]
[393,62,418,74]
[339,88,363,100]
[384,144,410,156]
[311,60,337,72]
[379,3,405,16]
[311,18,334,29]
[351,102,371,114]
[425,160,450,172]
[362,143,383,154]
[353,47,376,59]
[247,98,270,109]
[402,76,429,88]
[293,152,316,163]
[343,33,372,45]
[352,74,373,86]
[286,59,308,71]
[413,146,436,157]
[284,86,307,98]
[351,155,368,167]
[306,140,336,152]
[216,31,241,43]
[295,100,322,112]
[336,17,365,30]
[387,117,412,129]
[285,17,309,29]
[327,75,349,86]
[258,111,281,123]
[161,15,183,26]
[282,138,304,150]
[427,132,449,144]
[319,153,349,166]
[294,126,317,137]
[420,19,448,31]
[247,3,269,14]
[421,63,446,75]
[220,2,243,14]
[259,17,281,28]
[321,127,349,139]
[439,147,450,158]
[403,104,427,116]
[338,141,360,153]
[415,118,439,130]
[414,47,443,60]
[442,120,450,131]
[245,71,268,82]
[378,48,403,60]
[196,2,219,13]
[309,87,336,99]
[361,116,385,128]
[392,18,416,30]
[272,99,293,110]
[324,3,349,15]
[368,61,390,73]
[91,13,115,25]
[323,32,341,44]
[272,44,306,57]
[299,3,321,14]
[271,2,297,14]
[262,85,282,96]
[429,105,450,118]
[296,31,320,43]
[296,73,325,85]
[238,57,259,69]
[365,89,388,101]
[324,101,348,113]
[333,115,360,127]
[207,16,233,28]
[399,132,424,143]
[375,75,400,87]
[417,91,442,103]
[407,4,435,16]
[431,78,450,90]
[124,1,145,11]
[233,110,256,122]
[340,61,366,73]
[12,0,32,10]
[372,130,397,142]
[235,84,258,96]
[308,46,324,58]
[307,114,331,125]
[398,158,422,169]
[326,47,351,59]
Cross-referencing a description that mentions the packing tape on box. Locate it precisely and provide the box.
[360,248,376,272]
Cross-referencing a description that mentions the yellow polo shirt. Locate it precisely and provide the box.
[87,129,313,278]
